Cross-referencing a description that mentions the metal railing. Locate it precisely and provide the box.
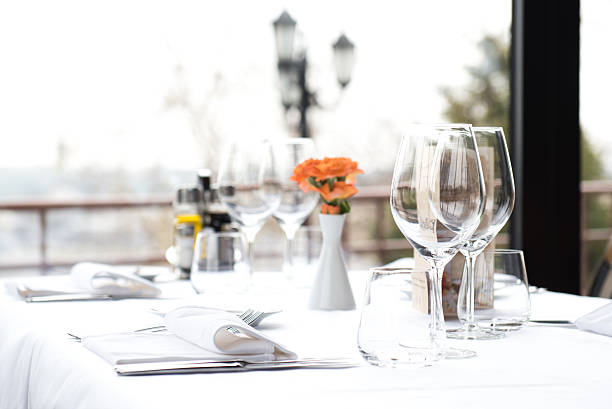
[1,182,611,292]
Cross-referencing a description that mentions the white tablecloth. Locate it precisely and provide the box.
[1,271,611,409]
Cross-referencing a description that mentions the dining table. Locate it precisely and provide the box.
[1,269,611,409]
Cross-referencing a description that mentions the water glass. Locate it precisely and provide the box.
[358,267,443,367]
[469,249,531,330]
[190,231,249,294]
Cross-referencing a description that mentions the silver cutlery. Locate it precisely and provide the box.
[114,358,360,375]
[528,319,575,327]
[16,284,113,302]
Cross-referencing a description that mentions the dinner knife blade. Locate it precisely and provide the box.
[25,293,113,302]
[114,359,359,375]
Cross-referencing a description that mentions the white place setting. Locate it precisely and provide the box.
[1,128,612,409]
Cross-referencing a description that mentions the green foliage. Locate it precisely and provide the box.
[581,130,605,180]
[439,33,609,289]
[440,34,605,182]
[440,35,509,132]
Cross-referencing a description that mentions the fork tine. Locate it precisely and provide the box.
[244,310,263,326]
[248,311,266,327]
[238,309,253,320]
[242,310,255,325]
[134,308,262,334]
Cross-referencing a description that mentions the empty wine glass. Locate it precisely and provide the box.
[447,127,515,340]
[272,138,319,279]
[217,139,281,283]
[390,124,485,359]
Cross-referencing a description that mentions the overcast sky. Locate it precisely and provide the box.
[0,1,609,175]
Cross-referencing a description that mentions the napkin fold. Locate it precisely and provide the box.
[575,301,612,337]
[71,262,160,298]
[165,306,294,358]
[83,307,295,365]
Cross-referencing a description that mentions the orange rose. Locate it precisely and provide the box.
[312,157,364,182]
[290,158,321,192]
[318,181,358,202]
[291,156,364,215]
[320,203,340,214]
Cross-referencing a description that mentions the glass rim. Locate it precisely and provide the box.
[369,266,430,275]
[406,122,473,127]
[487,248,524,255]
[472,126,504,132]
[196,231,244,239]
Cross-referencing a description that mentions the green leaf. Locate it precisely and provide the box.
[327,178,335,191]
[339,200,351,214]
[308,176,322,188]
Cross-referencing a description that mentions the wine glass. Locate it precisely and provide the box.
[272,138,319,279]
[390,124,485,360]
[217,139,281,283]
[447,127,515,340]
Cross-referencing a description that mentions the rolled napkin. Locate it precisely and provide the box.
[82,307,295,365]
[71,262,160,298]
[165,306,295,358]
[575,301,612,337]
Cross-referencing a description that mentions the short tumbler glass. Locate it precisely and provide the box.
[471,249,531,331]
[358,267,443,367]
[190,231,249,294]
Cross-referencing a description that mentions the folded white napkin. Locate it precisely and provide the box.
[575,302,612,337]
[71,262,160,298]
[165,307,294,357]
[83,307,295,365]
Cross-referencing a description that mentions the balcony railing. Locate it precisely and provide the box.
[1,182,611,293]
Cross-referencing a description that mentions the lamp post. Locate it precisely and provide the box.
[272,10,355,138]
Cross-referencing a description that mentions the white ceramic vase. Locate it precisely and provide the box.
[308,213,356,310]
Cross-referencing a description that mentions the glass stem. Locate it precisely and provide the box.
[463,252,478,330]
[429,264,447,352]
[283,236,294,277]
[246,239,255,285]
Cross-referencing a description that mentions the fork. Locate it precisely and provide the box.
[133,308,265,333]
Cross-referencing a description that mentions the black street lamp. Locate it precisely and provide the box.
[272,10,355,138]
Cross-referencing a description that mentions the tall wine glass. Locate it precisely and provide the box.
[272,138,319,279]
[390,124,485,360]
[218,139,281,283]
[447,127,515,340]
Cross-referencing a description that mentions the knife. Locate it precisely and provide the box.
[24,293,113,302]
[114,358,359,375]
[528,319,575,326]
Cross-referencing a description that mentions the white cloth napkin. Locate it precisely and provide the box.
[575,301,612,337]
[71,262,160,297]
[165,306,295,358]
[82,307,295,365]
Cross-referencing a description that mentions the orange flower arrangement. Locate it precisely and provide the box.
[291,157,364,214]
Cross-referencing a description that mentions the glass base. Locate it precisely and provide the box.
[360,347,437,368]
[446,326,505,340]
[442,347,477,359]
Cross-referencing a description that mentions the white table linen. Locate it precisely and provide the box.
[1,271,611,409]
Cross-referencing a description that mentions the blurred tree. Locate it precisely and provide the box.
[440,35,509,132]
[440,33,605,182]
[440,33,608,282]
